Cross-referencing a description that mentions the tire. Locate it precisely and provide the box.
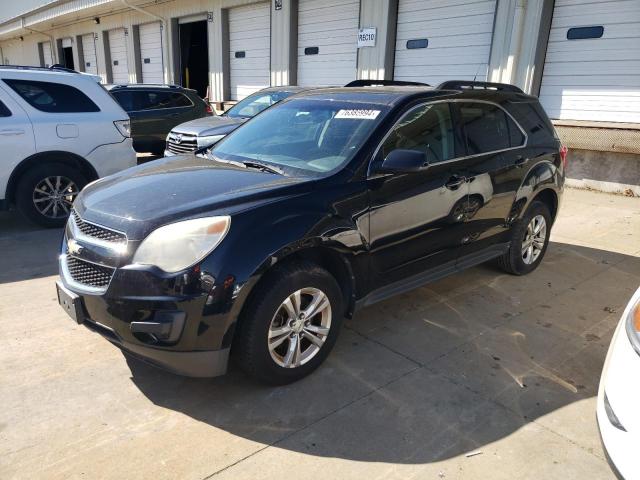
[497,200,552,275]
[233,261,344,385]
[15,163,87,228]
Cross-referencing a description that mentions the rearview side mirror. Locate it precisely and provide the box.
[378,149,430,174]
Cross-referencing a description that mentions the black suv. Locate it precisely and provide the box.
[108,84,211,154]
[56,81,565,384]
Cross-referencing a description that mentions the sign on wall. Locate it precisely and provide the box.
[357,27,376,48]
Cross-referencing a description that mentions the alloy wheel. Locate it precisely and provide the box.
[268,287,332,368]
[32,176,79,219]
[522,214,547,264]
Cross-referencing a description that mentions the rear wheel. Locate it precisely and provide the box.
[498,200,552,275]
[233,261,343,384]
[15,163,87,228]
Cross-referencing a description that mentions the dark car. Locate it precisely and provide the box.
[108,84,211,155]
[164,86,313,155]
[56,80,566,385]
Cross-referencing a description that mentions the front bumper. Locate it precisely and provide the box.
[57,231,244,377]
[597,288,640,480]
[79,307,229,377]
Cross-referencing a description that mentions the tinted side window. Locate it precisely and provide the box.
[136,91,192,110]
[0,100,11,117]
[508,115,525,147]
[169,93,192,108]
[138,91,171,110]
[458,103,514,155]
[111,91,136,111]
[509,101,555,145]
[381,103,455,164]
[4,80,100,113]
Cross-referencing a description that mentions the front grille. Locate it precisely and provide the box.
[72,211,126,244]
[167,132,198,154]
[66,256,114,288]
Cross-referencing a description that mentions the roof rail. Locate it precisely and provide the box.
[0,64,79,74]
[437,80,524,93]
[109,83,182,89]
[49,64,79,73]
[344,79,430,88]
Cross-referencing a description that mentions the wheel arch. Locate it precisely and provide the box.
[532,188,559,222]
[511,159,562,224]
[5,151,98,205]
[221,242,359,351]
[247,243,357,319]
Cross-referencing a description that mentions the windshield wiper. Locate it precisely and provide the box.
[240,161,285,176]
[207,153,284,176]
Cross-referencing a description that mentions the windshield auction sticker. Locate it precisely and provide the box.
[335,109,381,120]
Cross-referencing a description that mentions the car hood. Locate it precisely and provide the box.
[171,115,247,137]
[74,155,313,240]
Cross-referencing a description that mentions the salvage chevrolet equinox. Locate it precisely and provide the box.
[56,80,566,384]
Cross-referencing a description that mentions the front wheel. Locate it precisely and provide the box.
[498,200,552,275]
[233,261,343,384]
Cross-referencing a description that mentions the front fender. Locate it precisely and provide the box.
[199,188,369,349]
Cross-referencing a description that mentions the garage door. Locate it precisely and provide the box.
[108,28,129,84]
[539,0,640,123]
[42,41,53,67]
[229,2,271,101]
[81,33,98,75]
[297,0,359,87]
[394,0,497,85]
[139,22,164,84]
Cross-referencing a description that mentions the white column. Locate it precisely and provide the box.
[209,6,225,103]
[357,0,396,80]
[488,0,546,94]
[270,0,295,86]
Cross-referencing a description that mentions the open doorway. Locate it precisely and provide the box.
[179,20,209,97]
[62,46,74,69]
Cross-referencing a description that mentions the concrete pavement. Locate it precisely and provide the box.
[1,188,639,479]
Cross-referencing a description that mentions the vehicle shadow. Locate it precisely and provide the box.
[0,211,61,284]
[125,241,640,464]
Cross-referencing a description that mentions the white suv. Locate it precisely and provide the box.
[0,66,136,227]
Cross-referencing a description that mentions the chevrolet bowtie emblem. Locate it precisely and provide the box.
[68,239,84,256]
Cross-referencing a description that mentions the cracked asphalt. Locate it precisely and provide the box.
[1,188,639,479]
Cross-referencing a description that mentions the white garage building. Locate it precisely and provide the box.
[0,0,638,192]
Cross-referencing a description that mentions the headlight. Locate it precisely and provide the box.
[197,134,225,148]
[132,216,230,273]
[625,295,640,355]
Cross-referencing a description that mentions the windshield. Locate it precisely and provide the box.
[225,90,294,118]
[211,98,387,175]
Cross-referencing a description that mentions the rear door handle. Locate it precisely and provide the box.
[0,129,24,136]
[514,155,526,166]
[445,175,466,190]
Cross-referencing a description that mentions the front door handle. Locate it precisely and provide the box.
[445,175,466,190]
[0,129,24,136]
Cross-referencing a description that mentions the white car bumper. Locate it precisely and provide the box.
[164,149,175,157]
[597,286,640,480]
[87,138,137,178]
